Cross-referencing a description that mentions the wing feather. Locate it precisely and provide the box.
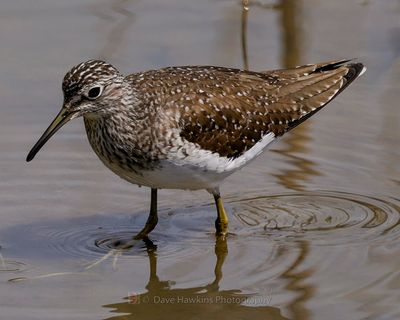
[129,60,364,158]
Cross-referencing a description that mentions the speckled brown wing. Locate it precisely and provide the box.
[130,60,364,159]
[260,60,364,134]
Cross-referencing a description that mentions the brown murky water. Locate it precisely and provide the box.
[1,1,399,319]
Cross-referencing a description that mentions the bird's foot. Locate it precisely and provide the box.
[133,222,157,241]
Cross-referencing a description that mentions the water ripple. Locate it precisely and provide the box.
[26,209,215,261]
[5,191,400,276]
[228,191,400,245]
[0,258,28,273]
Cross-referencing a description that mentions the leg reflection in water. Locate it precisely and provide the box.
[103,237,289,320]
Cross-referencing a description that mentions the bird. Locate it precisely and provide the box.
[26,59,365,239]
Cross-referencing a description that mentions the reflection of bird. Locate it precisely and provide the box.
[103,238,288,320]
[26,59,365,238]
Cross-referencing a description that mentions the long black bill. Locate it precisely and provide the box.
[26,108,74,162]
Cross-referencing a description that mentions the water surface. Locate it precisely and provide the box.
[0,1,399,319]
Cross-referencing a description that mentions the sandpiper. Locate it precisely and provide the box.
[26,59,365,238]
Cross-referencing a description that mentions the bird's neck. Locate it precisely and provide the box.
[83,93,155,163]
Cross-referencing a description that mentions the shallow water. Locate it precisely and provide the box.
[1,0,399,319]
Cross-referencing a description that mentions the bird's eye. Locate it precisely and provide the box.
[86,86,103,99]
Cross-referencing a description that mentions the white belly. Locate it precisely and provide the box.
[98,131,276,190]
[105,159,231,190]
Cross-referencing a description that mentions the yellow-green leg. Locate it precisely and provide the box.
[212,188,229,237]
[134,188,158,240]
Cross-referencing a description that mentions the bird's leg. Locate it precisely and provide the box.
[211,188,229,237]
[134,188,158,240]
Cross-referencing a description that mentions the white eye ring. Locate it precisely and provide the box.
[86,85,103,99]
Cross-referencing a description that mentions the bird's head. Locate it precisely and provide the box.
[26,60,126,162]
